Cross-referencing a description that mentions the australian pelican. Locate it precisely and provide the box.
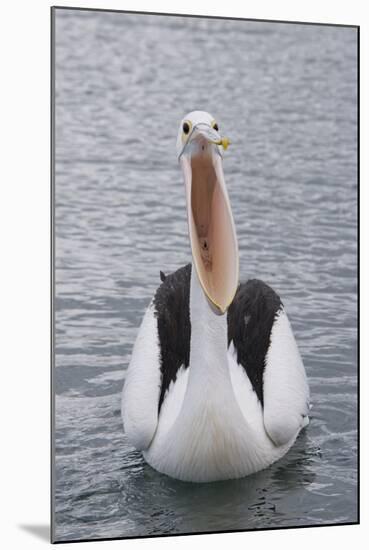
[122,111,309,482]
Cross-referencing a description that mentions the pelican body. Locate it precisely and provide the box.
[122,111,309,482]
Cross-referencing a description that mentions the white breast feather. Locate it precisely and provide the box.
[154,366,190,438]
[228,341,265,433]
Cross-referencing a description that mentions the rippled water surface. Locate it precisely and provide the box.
[53,9,358,542]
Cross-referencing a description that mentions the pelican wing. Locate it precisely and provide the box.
[227,280,310,447]
[152,264,191,411]
[122,264,191,450]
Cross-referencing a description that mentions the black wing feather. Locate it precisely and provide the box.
[153,264,192,412]
[227,279,283,406]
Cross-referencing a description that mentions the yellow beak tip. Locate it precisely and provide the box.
[221,137,230,150]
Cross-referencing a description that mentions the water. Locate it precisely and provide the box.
[53,9,358,542]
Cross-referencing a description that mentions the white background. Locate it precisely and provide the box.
[0,0,366,548]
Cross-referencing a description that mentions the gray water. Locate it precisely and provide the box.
[53,9,358,542]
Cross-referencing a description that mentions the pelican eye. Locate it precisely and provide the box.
[183,121,191,135]
[212,122,219,132]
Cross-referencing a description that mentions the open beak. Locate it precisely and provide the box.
[180,125,239,314]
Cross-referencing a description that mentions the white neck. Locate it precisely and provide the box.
[183,265,234,403]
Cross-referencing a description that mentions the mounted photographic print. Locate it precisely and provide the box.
[51,6,359,544]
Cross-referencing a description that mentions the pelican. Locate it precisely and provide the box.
[122,110,310,482]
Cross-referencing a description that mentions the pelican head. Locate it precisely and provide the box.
[177,110,239,314]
